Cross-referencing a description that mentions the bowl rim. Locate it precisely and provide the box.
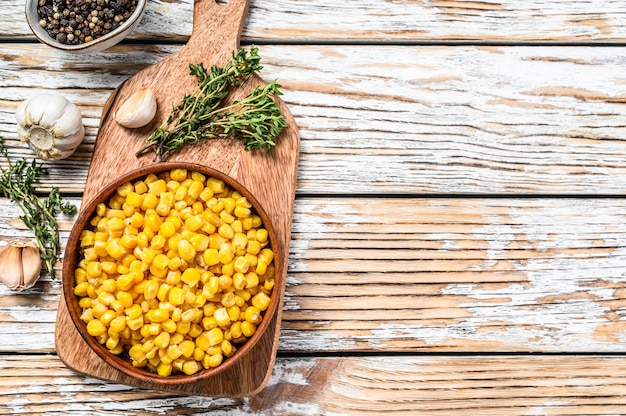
[62,161,282,385]
[25,0,147,53]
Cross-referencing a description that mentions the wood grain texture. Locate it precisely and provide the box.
[2,354,626,415]
[1,44,626,195]
[1,0,625,413]
[3,0,626,43]
[2,197,626,354]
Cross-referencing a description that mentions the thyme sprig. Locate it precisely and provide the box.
[0,138,76,279]
[136,46,286,161]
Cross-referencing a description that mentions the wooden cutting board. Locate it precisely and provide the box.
[54,0,299,397]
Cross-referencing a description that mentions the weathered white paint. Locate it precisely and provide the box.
[1,0,625,413]
[2,44,626,194]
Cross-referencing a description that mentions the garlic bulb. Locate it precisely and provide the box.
[0,240,41,291]
[115,87,157,128]
[15,93,85,160]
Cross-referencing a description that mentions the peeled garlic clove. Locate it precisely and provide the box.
[0,240,41,291]
[115,87,157,128]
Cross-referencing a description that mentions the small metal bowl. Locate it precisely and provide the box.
[25,0,147,54]
[62,162,282,385]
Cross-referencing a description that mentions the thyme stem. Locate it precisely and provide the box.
[0,138,76,279]
[136,46,286,161]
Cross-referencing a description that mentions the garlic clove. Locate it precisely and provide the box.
[22,94,69,127]
[20,243,42,291]
[0,240,41,291]
[0,243,24,291]
[115,87,157,129]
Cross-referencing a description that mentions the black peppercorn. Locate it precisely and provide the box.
[37,0,137,45]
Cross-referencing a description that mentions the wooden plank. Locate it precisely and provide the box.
[2,197,626,354]
[3,0,626,43]
[1,44,626,195]
[0,0,193,41]
[1,354,626,415]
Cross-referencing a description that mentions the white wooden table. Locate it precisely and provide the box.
[2,0,626,414]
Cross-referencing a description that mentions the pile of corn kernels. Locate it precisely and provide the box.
[73,168,274,376]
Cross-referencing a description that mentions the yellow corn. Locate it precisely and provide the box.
[87,319,107,337]
[241,321,256,338]
[154,331,170,349]
[148,179,167,196]
[252,292,271,311]
[162,319,177,334]
[206,353,223,368]
[170,168,187,182]
[168,287,185,306]
[181,268,201,287]
[74,170,276,376]
[177,239,196,262]
[157,362,172,377]
[244,306,262,324]
[141,193,158,210]
[147,308,170,323]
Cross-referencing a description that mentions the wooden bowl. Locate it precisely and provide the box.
[25,0,146,54]
[61,162,282,386]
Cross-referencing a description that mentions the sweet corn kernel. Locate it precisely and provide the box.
[252,292,271,311]
[218,223,234,240]
[85,261,102,278]
[220,210,235,224]
[159,221,176,238]
[227,305,240,322]
[154,331,170,349]
[218,243,234,264]
[151,234,167,250]
[170,168,187,182]
[221,339,234,357]
[256,260,268,276]
[157,362,172,377]
[206,353,223,368]
[177,239,196,262]
[167,344,183,360]
[87,319,107,337]
[241,321,256,337]
[181,268,201,287]
[149,179,167,196]
[213,307,230,327]
[141,193,158,210]
[206,177,225,193]
[162,319,177,333]
[80,230,96,247]
[126,191,144,208]
[147,308,170,323]
[246,240,261,255]
[190,234,210,251]
[244,306,262,324]
[168,286,185,306]
[234,205,251,218]
[109,316,126,333]
[134,180,148,194]
[74,281,90,297]
[181,308,200,324]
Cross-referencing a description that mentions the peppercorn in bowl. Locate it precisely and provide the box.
[25,0,146,54]
[61,162,281,384]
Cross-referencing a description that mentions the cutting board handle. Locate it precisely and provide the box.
[185,0,252,56]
